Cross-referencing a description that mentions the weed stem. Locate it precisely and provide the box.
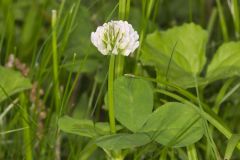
[108,55,116,134]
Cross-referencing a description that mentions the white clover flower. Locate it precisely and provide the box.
[91,20,139,56]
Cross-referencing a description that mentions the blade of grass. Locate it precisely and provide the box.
[187,144,198,160]
[52,10,62,160]
[228,0,240,39]
[0,84,38,128]
[207,7,217,40]
[214,80,240,113]
[78,140,97,160]
[216,0,229,41]
[159,148,168,160]
[0,127,29,135]
[105,3,119,22]
[90,69,108,118]
[61,52,90,115]
[224,134,240,160]
[87,80,97,115]
[0,99,18,121]
[194,76,220,160]
[135,0,156,63]
[4,0,15,61]
[152,0,161,22]
[58,1,81,55]
[51,10,61,115]
[59,53,76,117]
[20,93,33,160]
[0,27,5,64]
[218,82,240,107]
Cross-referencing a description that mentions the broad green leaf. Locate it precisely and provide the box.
[141,102,204,147]
[0,66,31,103]
[58,116,98,138]
[95,133,151,150]
[114,76,153,132]
[58,116,122,138]
[140,23,208,88]
[207,42,240,81]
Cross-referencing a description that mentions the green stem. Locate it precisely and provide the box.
[126,0,131,18]
[119,0,126,19]
[108,55,116,134]
[20,93,33,160]
[116,0,130,77]
[116,55,125,77]
[51,10,61,113]
[52,11,62,159]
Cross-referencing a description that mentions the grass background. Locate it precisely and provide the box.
[0,0,240,159]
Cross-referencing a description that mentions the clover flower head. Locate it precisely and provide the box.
[91,20,139,56]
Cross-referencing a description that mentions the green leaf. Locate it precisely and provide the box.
[114,76,153,132]
[207,42,240,82]
[141,102,204,147]
[140,23,208,88]
[0,66,31,103]
[58,116,98,138]
[58,116,122,138]
[95,133,151,150]
[224,134,240,160]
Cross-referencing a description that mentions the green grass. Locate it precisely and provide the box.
[0,0,240,159]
